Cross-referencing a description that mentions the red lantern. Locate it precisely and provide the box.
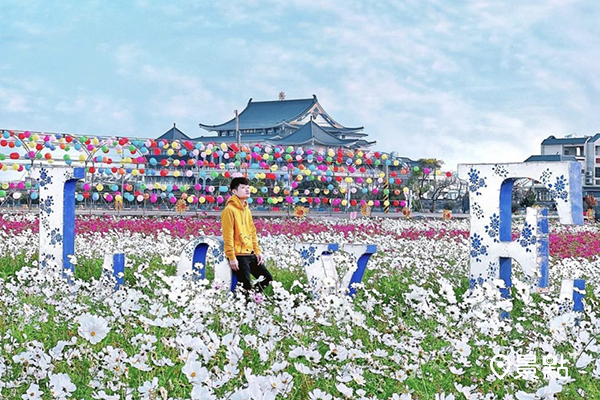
[89,167,96,174]
[446,172,452,177]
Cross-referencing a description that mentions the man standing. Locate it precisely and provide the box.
[221,177,273,292]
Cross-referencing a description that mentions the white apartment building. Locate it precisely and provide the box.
[540,134,600,191]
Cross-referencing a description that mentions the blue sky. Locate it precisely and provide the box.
[1,0,599,170]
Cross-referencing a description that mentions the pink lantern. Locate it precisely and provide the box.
[169,196,177,204]
[257,197,264,204]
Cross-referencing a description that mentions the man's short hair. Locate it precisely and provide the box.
[230,177,249,191]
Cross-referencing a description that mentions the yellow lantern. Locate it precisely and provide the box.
[341,199,348,206]
[344,177,353,183]
[366,178,372,184]
[368,200,374,207]
[173,170,180,177]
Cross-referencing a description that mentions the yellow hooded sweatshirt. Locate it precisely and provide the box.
[221,195,261,261]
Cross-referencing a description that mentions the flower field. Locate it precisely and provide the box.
[0,215,599,399]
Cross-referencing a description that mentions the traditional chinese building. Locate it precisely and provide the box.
[196,95,376,149]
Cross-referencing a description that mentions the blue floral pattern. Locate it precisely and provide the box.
[212,244,226,264]
[471,203,484,220]
[38,168,53,187]
[49,228,63,246]
[518,222,536,251]
[299,246,317,267]
[468,168,487,196]
[485,213,500,242]
[539,169,568,203]
[492,164,509,178]
[470,233,488,262]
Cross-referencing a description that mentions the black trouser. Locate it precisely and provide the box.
[234,255,273,292]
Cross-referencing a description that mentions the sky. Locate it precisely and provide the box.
[1,0,599,171]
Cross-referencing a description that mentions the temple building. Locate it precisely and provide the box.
[195,95,376,149]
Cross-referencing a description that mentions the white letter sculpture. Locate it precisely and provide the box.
[458,162,583,297]
[34,166,84,275]
[177,236,237,291]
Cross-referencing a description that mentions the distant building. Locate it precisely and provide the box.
[196,95,376,149]
[529,133,600,196]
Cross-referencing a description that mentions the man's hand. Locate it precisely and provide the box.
[229,259,239,271]
[256,253,264,265]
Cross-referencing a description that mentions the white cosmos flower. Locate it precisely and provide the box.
[309,388,333,400]
[21,383,43,400]
[77,313,110,344]
[182,360,209,384]
[49,372,76,399]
